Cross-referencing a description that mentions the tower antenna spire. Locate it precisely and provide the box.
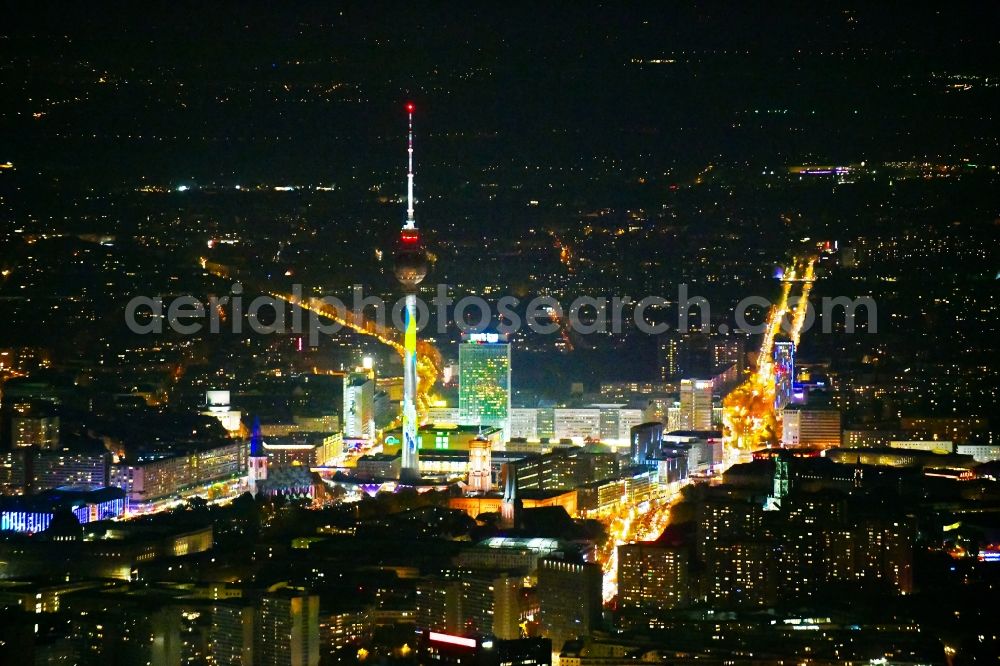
[405,101,416,229]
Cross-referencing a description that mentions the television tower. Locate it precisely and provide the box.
[393,102,429,480]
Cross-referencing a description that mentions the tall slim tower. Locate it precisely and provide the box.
[500,463,521,529]
[247,416,268,497]
[393,102,429,481]
[764,452,791,511]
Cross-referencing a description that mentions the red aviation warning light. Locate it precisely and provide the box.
[406,102,415,113]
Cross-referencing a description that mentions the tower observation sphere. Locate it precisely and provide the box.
[394,230,429,291]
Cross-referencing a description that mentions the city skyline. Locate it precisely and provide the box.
[0,5,998,666]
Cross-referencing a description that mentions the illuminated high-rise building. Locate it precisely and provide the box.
[696,496,763,561]
[773,339,795,411]
[393,102,429,481]
[256,591,320,666]
[630,421,664,466]
[210,602,256,666]
[415,569,520,640]
[537,557,603,649]
[8,400,60,449]
[659,332,747,382]
[659,333,710,380]
[781,406,842,448]
[658,335,681,381]
[711,331,747,377]
[764,453,791,511]
[31,448,110,491]
[679,379,713,431]
[247,417,267,497]
[706,540,774,607]
[343,371,375,440]
[618,542,690,614]
[458,332,512,440]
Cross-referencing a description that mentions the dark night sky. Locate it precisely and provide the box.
[2,3,997,186]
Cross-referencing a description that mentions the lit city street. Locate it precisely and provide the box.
[598,488,684,603]
[598,258,817,603]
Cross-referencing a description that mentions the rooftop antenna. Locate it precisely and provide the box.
[405,101,416,229]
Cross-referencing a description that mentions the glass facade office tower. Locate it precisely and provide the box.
[459,333,512,441]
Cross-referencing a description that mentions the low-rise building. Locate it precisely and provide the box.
[263,432,341,467]
[109,440,246,506]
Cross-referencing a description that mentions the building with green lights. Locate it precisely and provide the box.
[383,423,503,452]
[458,333,512,440]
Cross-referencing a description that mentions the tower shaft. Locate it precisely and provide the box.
[401,293,419,477]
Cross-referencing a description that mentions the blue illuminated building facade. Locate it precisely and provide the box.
[773,340,795,411]
[630,421,665,467]
[0,485,126,533]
